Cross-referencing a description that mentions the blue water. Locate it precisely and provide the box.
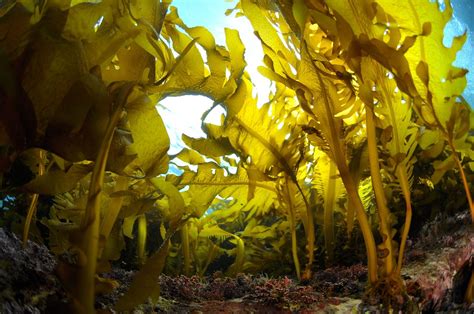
[445,0,474,106]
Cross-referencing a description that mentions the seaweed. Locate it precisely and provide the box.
[0,0,473,311]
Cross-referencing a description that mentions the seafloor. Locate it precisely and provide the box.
[1,212,473,313]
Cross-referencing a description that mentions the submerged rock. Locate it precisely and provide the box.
[0,228,67,313]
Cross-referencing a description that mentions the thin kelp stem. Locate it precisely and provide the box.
[137,214,148,265]
[294,180,315,280]
[23,194,39,245]
[228,234,245,275]
[23,149,45,246]
[448,136,474,303]
[449,141,474,222]
[396,164,413,275]
[366,106,395,275]
[285,177,301,280]
[181,223,191,275]
[323,161,337,266]
[290,217,301,280]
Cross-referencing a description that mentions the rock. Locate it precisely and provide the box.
[0,228,68,312]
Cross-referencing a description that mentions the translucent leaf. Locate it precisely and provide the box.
[175,163,276,218]
[149,177,185,218]
[127,91,170,176]
[182,134,235,158]
[175,148,206,165]
[225,28,246,82]
[122,215,138,239]
[224,96,301,179]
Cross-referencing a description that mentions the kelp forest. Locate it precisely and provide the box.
[0,0,473,312]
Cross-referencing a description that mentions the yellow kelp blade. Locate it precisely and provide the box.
[176,163,276,216]
[126,89,170,176]
[150,8,246,103]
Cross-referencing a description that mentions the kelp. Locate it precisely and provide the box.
[0,0,246,311]
[310,0,472,303]
[238,0,379,283]
[0,0,473,311]
[237,0,472,305]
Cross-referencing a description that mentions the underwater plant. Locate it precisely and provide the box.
[0,0,473,311]
[234,0,473,305]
